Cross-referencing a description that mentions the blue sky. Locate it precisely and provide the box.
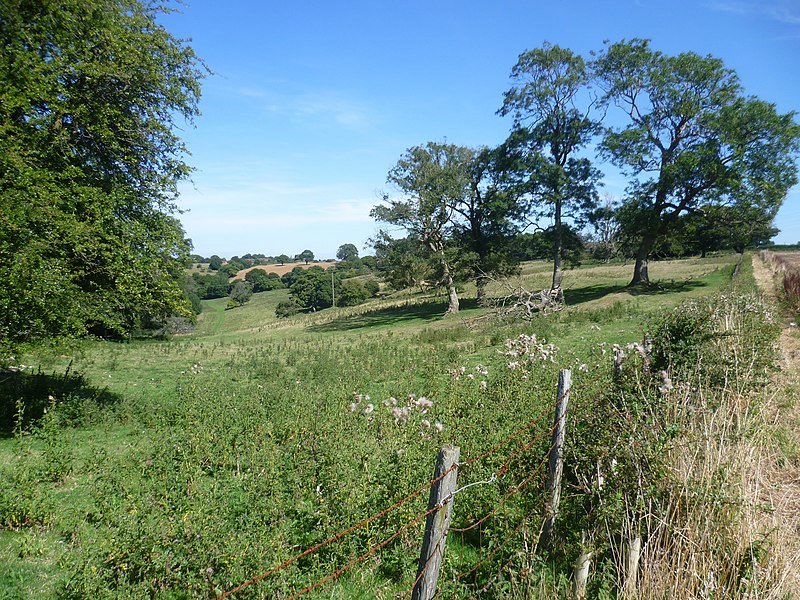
[161,0,800,259]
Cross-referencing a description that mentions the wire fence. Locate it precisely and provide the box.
[214,367,611,599]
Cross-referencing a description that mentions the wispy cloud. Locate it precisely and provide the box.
[232,85,377,130]
[706,1,800,25]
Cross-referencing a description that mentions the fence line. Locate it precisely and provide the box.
[214,462,458,599]
[216,368,610,599]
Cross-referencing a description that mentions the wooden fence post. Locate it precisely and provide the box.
[622,535,641,598]
[539,369,571,553]
[412,444,460,600]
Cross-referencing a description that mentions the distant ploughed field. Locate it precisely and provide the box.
[230,261,338,280]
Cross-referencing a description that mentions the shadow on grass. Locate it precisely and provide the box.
[310,298,481,333]
[564,278,710,306]
[0,366,122,435]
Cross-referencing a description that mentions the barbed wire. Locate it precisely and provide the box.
[216,365,616,599]
[214,462,457,599]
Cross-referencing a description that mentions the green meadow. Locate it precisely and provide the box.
[2,254,790,599]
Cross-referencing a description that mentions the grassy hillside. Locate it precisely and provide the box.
[1,254,794,598]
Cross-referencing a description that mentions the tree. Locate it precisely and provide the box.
[593,39,800,285]
[227,281,253,309]
[0,0,206,352]
[207,256,223,270]
[337,280,370,307]
[452,144,524,304]
[289,267,332,310]
[336,243,359,262]
[500,42,601,301]
[276,254,291,265]
[245,268,284,292]
[372,233,434,292]
[372,142,472,314]
[296,250,315,264]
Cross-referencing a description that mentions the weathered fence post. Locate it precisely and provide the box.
[572,536,593,600]
[412,444,460,600]
[622,535,641,598]
[539,369,571,553]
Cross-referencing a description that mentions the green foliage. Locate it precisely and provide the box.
[226,281,253,309]
[337,280,370,307]
[207,255,223,270]
[594,39,800,284]
[245,268,285,292]
[0,0,207,352]
[275,299,301,318]
[192,272,231,300]
[289,267,332,310]
[296,249,315,264]
[336,243,359,261]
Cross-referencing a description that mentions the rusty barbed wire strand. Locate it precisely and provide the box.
[452,457,550,583]
[449,382,604,535]
[216,367,614,599]
[214,462,458,599]
[285,502,441,600]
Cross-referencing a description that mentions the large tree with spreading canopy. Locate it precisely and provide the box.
[593,39,800,285]
[0,0,206,353]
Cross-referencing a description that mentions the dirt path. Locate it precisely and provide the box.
[750,253,800,591]
[752,254,800,370]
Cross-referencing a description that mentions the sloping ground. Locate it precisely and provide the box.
[750,254,800,592]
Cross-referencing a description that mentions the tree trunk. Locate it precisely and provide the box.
[551,200,564,301]
[476,273,488,306]
[629,231,658,286]
[442,257,459,315]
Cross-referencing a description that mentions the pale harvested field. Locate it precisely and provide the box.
[230,261,337,280]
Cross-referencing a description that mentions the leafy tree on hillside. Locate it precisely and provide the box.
[372,233,436,292]
[276,254,292,265]
[207,256,223,270]
[451,144,525,303]
[372,142,473,314]
[227,281,253,309]
[245,268,284,292]
[0,0,206,352]
[297,250,315,264]
[336,243,359,262]
[289,267,332,310]
[500,42,601,301]
[593,38,800,285]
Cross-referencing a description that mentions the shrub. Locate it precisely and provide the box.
[275,299,300,318]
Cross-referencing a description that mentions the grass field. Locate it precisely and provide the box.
[1,254,793,599]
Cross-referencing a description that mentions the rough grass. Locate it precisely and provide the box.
[4,253,795,599]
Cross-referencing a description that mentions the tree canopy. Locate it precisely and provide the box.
[594,38,800,285]
[500,42,601,300]
[0,0,206,353]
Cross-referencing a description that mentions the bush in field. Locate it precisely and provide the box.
[336,280,370,307]
[226,281,253,309]
[275,299,301,318]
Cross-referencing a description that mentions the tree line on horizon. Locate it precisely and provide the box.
[1,0,798,354]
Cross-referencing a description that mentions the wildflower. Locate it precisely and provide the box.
[479,380,487,390]
[415,397,433,413]
[421,419,431,429]
[578,363,588,372]
[475,364,489,377]
[434,422,444,433]
[507,361,520,370]
[467,373,475,380]
[363,404,374,414]
[397,449,405,458]
[348,403,359,413]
